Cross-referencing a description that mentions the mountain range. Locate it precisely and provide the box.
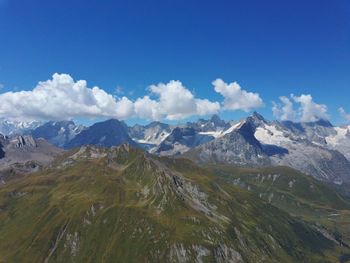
[0,118,41,136]
[2,112,349,185]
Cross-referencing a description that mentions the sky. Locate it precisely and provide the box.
[0,0,349,125]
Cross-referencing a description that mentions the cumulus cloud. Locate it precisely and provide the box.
[134,96,162,121]
[292,94,329,122]
[339,107,350,122]
[0,73,220,121]
[144,80,220,120]
[0,73,134,121]
[273,94,329,122]
[272,96,296,121]
[133,81,221,120]
[212,79,263,111]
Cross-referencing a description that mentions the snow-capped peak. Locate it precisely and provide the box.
[0,118,42,136]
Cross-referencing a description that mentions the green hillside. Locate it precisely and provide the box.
[0,145,346,262]
[208,165,350,247]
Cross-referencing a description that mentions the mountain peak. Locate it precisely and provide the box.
[209,114,226,127]
[244,112,267,129]
[251,111,266,122]
[103,118,123,125]
[66,118,136,149]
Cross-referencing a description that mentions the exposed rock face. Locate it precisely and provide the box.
[13,135,37,148]
[0,135,63,183]
[0,134,5,159]
[154,127,215,156]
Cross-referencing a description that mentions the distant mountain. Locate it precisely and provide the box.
[254,116,350,184]
[66,119,137,149]
[186,114,231,132]
[185,112,350,184]
[184,114,272,167]
[31,120,84,148]
[129,115,235,155]
[152,115,241,156]
[0,118,41,136]
[0,144,344,262]
[129,121,172,150]
[1,113,350,185]
[154,126,215,155]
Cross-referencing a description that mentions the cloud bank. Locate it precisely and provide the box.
[0,73,135,121]
[0,73,263,121]
[273,94,329,122]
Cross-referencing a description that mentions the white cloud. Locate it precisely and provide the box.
[272,96,296,121]
[0,83,4,89]
[292,94,329,122]
[0,73,220,121]
[0,73,134,121]
[134,96,163,120]
[339,107,350,122]
[273,94,329,122]
[136,80,220,120]
[212,79,263,111]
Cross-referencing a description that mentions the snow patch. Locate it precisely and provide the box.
[255,124,291,145]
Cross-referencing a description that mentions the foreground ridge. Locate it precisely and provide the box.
[0,144,348,262]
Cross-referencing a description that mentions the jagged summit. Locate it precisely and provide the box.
[0,118,42,136]
[245,111,268,128]
[13,135,37,148]
[1,112,350,184]
[209,114,226,127]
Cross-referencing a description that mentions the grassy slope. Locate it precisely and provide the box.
[0,146,344,262]
[208,165,350,247]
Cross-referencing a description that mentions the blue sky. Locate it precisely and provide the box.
[0,0,349,125]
